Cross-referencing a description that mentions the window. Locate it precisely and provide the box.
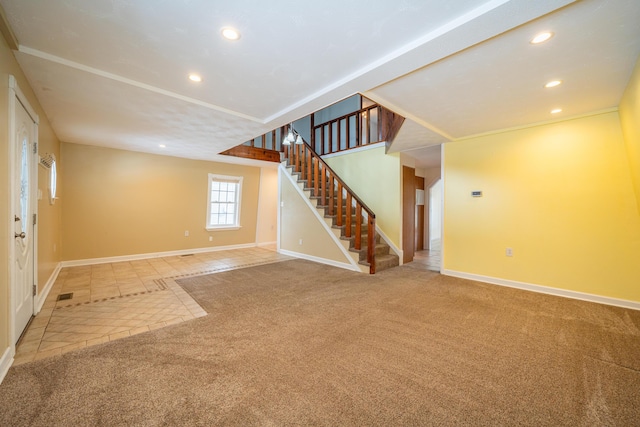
[48,154,57,205]
[39,153,57,204]
[19,138,29,234]
[206,174,242,230]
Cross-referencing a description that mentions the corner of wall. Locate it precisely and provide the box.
[0,345,14,385]
[619,55,640,214]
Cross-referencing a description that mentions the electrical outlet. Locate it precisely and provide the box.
[506,247,513,257]
[299,239,303,245]
[209,236,213,242]
[184,230,189,237]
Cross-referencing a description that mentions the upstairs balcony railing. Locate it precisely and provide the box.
[311,103,404,156]
[220,101,403,162]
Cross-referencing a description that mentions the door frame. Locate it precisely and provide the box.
[8,75,39,348]
[402,166,415,264]
[428,178,442,251]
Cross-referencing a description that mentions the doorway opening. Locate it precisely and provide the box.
[429,178,442,252]
[414,178,442,272]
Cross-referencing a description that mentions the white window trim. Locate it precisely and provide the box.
[206,173,243,231]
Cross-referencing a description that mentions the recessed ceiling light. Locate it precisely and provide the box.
[159,144,166,148]
[550,108,562,114]
[544,80,562,88]
[188,74,202,83]
[530,32,554,44]
[221,27,241,41]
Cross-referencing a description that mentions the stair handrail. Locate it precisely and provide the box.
[284,140,377,273]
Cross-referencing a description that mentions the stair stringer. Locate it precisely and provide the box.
[278,163,367,273]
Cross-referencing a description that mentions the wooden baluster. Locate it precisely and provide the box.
[346,116,351,149]
[307,146,312,189]
[336,182,343,227]
[299,144,303,174]
[368,216,375,273]
[329,176,335,216]
[313,157,319,198]
[320,164,326,206]
[355,204,362,250]
[365,108,371,146]
[261,134,266,149]
[289,142,293,165]
[328,122,333,155]
[377,106,382,142]
[273,129,277,151]
[310,114,315,152]
[345,193,352,238]
[300,145,305,179]
[299,144,304,175]
[356,111,361,148]
[292,142,296,170]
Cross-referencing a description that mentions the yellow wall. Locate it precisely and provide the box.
[60,143,263,260]
[36,111,62,293]
[619,55,640,213]
[444,111,640,302]
[324,145,401,247]
[256,167,278,244]
[279,168,353,265]
[1,31,61,353]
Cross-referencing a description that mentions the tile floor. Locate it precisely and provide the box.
[413,249,441,271]
[14,246,291,365]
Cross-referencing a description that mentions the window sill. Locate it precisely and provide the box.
[206,226,242,232]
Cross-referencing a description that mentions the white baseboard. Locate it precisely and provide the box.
[61,243,258,267]
[0,346,14,386]
[36,262,62,313]
[443,269,640,311]
[279,249,361,272]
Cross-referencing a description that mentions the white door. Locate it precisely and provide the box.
[12,97,37,343]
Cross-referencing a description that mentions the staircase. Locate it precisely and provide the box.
[282,145,399,274]
[220,95,403,274]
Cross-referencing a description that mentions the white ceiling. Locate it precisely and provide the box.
[1,0,639,168]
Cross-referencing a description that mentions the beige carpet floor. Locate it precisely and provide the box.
[1,259,639,426]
